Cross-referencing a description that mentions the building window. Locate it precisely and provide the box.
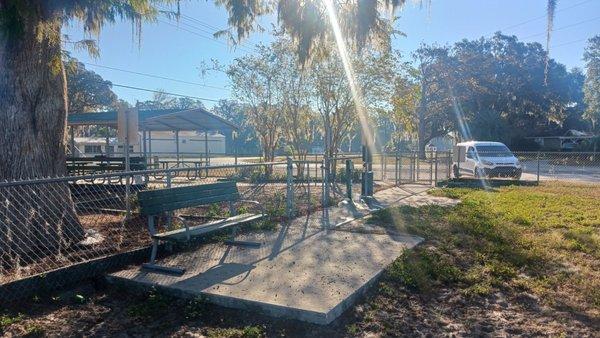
[84,145,102,154]
[117,145,135,152]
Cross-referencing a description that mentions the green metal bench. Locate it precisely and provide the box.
[138,181,264,275]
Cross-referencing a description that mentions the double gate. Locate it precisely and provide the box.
[373,151,453,186]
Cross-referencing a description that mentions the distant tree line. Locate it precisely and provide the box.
[65,33,600,159]
[222,33,600,159]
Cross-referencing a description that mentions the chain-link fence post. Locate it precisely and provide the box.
[286,157,294,218]
[416,152,420,182]
[345,159,353,200]
[166,169,172,188]
[306,161,311,212]
[395,152,400,186]
[448,150,452,179]
[536,151,541,185]
[456,151,460,179]
[322,159,329,208]
[434,151,439,185]
[429,150,434,185]
[380,153,385,180]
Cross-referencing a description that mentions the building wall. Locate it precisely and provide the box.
[72,131,226,157]
[427,136,456,152]
[144,131,226,155]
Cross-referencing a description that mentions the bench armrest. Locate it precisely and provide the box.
[238,199,266,216]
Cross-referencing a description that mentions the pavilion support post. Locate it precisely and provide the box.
[70,126,75,158]
[105,127,110,156]
[233,130,238,166]
[204,130,209,167]
[175,130,180,167]
[142,130,147,158]
[124,109,131,219]
[148,130,152,165]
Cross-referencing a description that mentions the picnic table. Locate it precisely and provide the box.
[67,156,147,183]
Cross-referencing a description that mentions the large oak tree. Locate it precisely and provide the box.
[0,0,168,260]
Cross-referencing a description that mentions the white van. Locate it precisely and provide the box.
[453,141,522,179]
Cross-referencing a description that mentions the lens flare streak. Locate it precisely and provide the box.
[323,0,377,153]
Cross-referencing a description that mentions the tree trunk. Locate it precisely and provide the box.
[0,7,84,261]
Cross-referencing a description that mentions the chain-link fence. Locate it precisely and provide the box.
[449,151,600,183]
[326,150,599,196]
[2,150,598,302]
[0,161,327,302]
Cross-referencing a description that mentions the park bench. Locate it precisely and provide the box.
[137,181,265,275]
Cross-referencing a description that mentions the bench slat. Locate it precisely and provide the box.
[153,213,264,241]
[140,193,240,215]
[138,181,240,215]
[139,186,238,205]
[138,181,236,199]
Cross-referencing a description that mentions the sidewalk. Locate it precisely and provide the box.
[108,184,457,324]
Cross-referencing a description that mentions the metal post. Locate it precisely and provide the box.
[346,159,353,200]
[383,153,387,180]
[398,153,402,185]
[148,130,152,165]
[410,153,415,182]
[448,150,452,179]
[124,109,131,219]
[394,153,398,186]
[166,169,173,228]
[174,130,180,166]
[361,145,373,197]
[307,161,311,211]
[69,126,76,157]
[456,151,460,179]
[204,130,209,176]
[429,150,433,185]
[322,159,329,207]
[536,151,540,185]
[434,151,439,185]
[416,152,420,182]
[286,157,294,218]
[233,131,238,166]
[142,130,147,158]
[380,153,384,181]
[105,128,110,156]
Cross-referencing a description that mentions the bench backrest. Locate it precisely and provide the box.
[137,181,239,215]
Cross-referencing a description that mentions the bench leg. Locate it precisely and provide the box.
[142,263,186,275]
[142,236,186,275]
[149,238,158,263]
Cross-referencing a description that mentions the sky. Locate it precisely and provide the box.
[63,0,600,110]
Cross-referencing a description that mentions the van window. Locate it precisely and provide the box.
[476,145,512,157]
[466,147,475,159]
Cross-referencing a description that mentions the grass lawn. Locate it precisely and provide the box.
[354,182,599,336]
[1,182,598,336]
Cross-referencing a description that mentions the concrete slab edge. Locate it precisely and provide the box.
[106,273,330,324]
[323,236,424,324]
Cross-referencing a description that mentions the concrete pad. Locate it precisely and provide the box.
[108,185,452,324]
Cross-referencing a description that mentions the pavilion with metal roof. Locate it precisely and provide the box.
[67,107,239,165]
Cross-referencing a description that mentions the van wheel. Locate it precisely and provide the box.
[453,165,460,179]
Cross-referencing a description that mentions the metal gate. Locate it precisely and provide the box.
[383,151,452,186]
